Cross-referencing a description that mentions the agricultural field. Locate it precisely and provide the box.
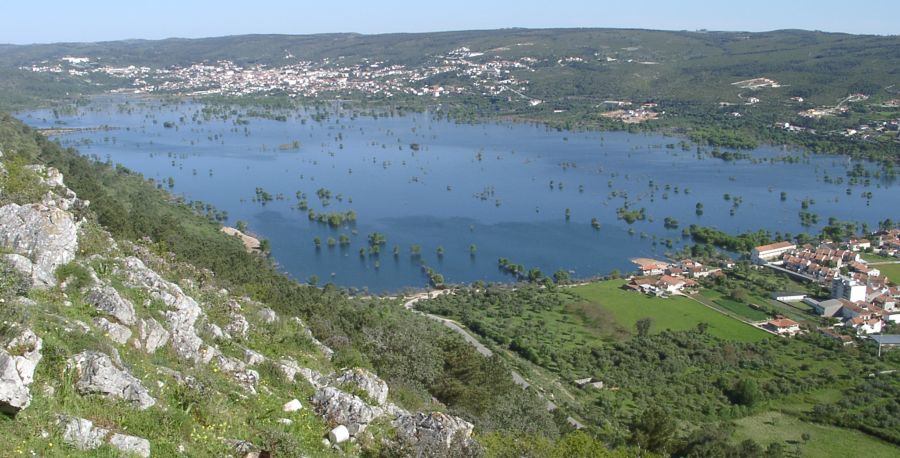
[569,280,769,342]
[732,411,900,458]
[698,288,770,321]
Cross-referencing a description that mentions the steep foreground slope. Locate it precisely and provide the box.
[0,116,631,456]
[0,155,484,456]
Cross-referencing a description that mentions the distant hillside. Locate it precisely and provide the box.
[1,28,898,158]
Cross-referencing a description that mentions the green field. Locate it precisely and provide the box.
[873,262,900,284]
[570,281,769,342]
[732,411,900,458]
[699,289,770,321]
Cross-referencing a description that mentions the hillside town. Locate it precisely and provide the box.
[21,47,534,101]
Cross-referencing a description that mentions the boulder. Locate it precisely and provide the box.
[0,202,78,287]
[282,399,303,412]
[67,351,156,410]
[58,415,151,457]
[109,433,151,457]
[212,352,259,394]
[0,329,43,414]
[392,412,476,453]
[329,425,350,444]
[311,386,384,436]
[85,286,137,326]
[93,317,133,345]
[336,368,389,406]
[59,415,109,450]
[135,318,170,354]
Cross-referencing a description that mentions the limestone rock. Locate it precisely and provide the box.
[93,317,133,345]
[224,313,249,339]
[393,412,476,453]
[67,351,156,410]
[329,425,350,444]
[109,433,151,457]
[243,348,265,366]
[207,323,227,340]
[212,352,259,394]
[336,368,389,406]
[257,307,278,324]
[283,399,303,412]
[311,386,384,436]
[58,415,151,457]
[85,285,137,326]
[135,318,170,354]
[121,257,204,363]
[59,415,109,450]
[0,202,78,287]
[0,329,42,414]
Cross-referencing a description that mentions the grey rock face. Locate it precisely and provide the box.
[336,368,389,406]
[0,202,78,287]
[121,257,205,363]
[393,412,476,453]
[93,317,133,345]
[109,433,152,457]
[85,286,138,326]
[0,329,43,414]
[59,415,109,450]
[311,386,384,436]
[58,415,151,457]
[135,318,170,354]
[67,351,156,410]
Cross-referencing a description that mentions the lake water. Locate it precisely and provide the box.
[19,98,900,292]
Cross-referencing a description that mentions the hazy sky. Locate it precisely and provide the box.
[3,0,898,44]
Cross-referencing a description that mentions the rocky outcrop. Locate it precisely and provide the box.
[311,386,384,436]
[0,202,78,287]
[393,412,476,453]
[257,307,278,324]
[85,285,137,326]
[224,313,250,340]
[67,351,156,410]
[93,317,133,345]
[59,415,151,457]
[0,329,43,414]
[135,318,170,354]
[291,317,334,360]
[120,257,206,363]
[336,368,389,406]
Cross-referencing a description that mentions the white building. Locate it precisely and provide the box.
[751,241,796,264]
[832,276,867,303]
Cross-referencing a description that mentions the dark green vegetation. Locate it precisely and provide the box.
[416,283,900,456]
[2,28,899,159]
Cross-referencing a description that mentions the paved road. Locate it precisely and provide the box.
[402,290,532,390]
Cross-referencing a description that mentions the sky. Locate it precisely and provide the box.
[2,0,898,44]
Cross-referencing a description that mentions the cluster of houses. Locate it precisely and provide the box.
[21,46,539,103]
[752,231,900,336]
[624,258,723,296]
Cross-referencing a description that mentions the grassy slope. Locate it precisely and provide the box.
[569,280,769,342]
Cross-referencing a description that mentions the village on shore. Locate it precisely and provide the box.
[624,228,900,349]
